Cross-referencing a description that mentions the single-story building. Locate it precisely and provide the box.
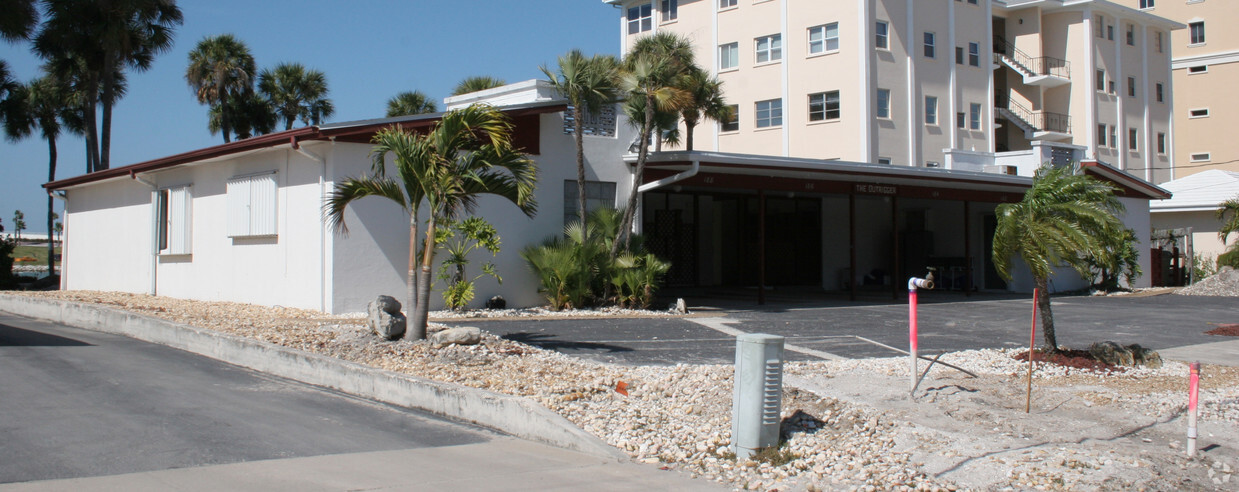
[1150,169,1239,264]
[46,80,1168,313]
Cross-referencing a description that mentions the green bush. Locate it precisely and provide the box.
[436,217,502,311]
[1219,246,1239,270]
[0,235,15,290]
[1192,252,1217,283]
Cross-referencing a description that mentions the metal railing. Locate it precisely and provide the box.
[993,36,1071,80]
[994,95,1072,134]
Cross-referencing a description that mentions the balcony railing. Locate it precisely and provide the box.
[993,36,1071,80]
[995,95,1072,134]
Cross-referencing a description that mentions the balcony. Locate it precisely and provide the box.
[993,36,1070,88]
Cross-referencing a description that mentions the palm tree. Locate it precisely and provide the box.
[1218,196,1239,247]
[0,0,37,42]
[992,165,1125,352]
[258,62,333,130]
[2,74,77,275]
[613,33,694,257]
[186,34,257,143]
[210,91,275,140]
[386,90,438,117]
[452,75,506,96]
[326,105,537,339]
[541,49,619,226]
[677,67,732,151]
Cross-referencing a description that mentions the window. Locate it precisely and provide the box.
[1097,124,1108,147]
[809,23,840,54]
[1139,0,1154,8]
[1128,77,1136,98]
[1188,65,1208,74]
[564,180,616,226]
[969,42,980,66]
[1109,125,1118,149]
[956,47,963,65]
[925,96,938,125]
[721,104,739,132]
[1189,108,1210,118]
[1096,15,1105,38]
[923,32,936,58]
[719,0,737,9]
[157,186,192,255]
[1126,24,1135,46]
[808,91,840,121]
[1157,133,1166,155]
[755,99,782,128]
[719,42,739,70]
[1107,24,1114,41]
[1156,83,1164,103]
[1108,80,1116,95]
[661,0,677,22]
[877,89,891,119]
[627,4,652,34]
[755,34,782,63]
[564,104,617,137]
[957,112,966,129]
[1128,128,1139,151]
[1096,69,1106,91]
[969,103,982,130]
[875,21,889,50]
[1156,32,1164,53]
[877,157,892,165]
[227,173,277,238]
[1190,22,1205,45]
[1190,152,1211,162]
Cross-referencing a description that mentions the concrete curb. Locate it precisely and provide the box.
[0,295,627,461]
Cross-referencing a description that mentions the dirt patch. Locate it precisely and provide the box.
[1013,349,1126,373]
[1205,324,1239,337]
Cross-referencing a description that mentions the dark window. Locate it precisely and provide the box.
[808,91,840,121]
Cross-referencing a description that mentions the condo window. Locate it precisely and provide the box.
[721,104,739,132]
[808,91,840,121]
[755,34,782,63]
[719,0,737,9]
[1157,133,1166,155]
[755,99,782,128]
[969,103,981,130]
[877,157,893,165]
[1107,24,1114,41]
[719,42,739,70]
[969,42,980,66]
[1096,69,1106,92]
[1108,80,1116,95]
[563,180,617,227]
[1188,65,1207,74]
[1156,32,1164,53]
[923,32,936,58]
[1128,77,1136,98]
[809,23,840,54]
[1128,128,1139,151]
[968,0,977,4]
[1096,15,1105,38]
[1156,83,1164,103]
[1189,22,1205,45]
[876,21,889,50]
[1126,24,1135,46]
[1190,152,1211,162]
[1189,108,1210,118]
[661,0,677,22]
[955,47,964,65]
[957,112,966,129]
[158,185,192,255]
[1097,124,1108,147]
[627,4,652,34]
[226,172,278,238]
[877,89,891,119]
[1139,0,1154,8]
[925,96,938,125]
[1109,125,1117,149]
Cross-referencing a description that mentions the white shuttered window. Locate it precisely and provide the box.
[158,186,192,255]
[227,173,278,237]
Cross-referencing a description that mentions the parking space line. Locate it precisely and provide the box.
[687,317,848,361]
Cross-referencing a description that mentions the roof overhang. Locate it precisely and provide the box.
[45,100,568,191]
[996,1,1185,31]
[1080,160,1172,199]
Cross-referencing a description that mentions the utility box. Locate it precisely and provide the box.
[731,333,785,459]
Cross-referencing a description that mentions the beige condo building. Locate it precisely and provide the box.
[607,0,1182,184]
[1111,0,1239,180]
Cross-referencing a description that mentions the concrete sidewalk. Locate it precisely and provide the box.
[0,438,724,491]
[1158,338,1239,368]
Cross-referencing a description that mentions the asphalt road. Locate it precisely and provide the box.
[456,292,1238,365]
[0,314,491,485]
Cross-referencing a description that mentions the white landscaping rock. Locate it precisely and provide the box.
[430,326,481,348]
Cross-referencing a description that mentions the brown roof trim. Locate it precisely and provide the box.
[644,159,1032,189]
[1079,161,1171,199]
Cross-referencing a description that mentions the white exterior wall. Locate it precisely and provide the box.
[60,179,155,294]
[1118,196,1152,288]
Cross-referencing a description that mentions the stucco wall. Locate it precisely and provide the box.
[60,178,155,294]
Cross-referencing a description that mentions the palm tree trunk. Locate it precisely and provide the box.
[1035,276,1058,352]
[221,97,232,143]
[404,211,419,339]
[684,120,696,151]
[412,213,438,340]
[84,78,100,173]
[613,94,655,261]
[46,137,57,276]
[99,57,115,171]
[575,109,587,226]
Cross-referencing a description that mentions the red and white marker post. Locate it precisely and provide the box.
[908,275,934,396]
[1188,362,1200,457]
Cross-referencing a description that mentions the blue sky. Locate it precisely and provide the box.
[0,0,622,234]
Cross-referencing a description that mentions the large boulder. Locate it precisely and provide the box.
[430,326,481,348]
[1089,341,1162,368]
[367,295,406,340]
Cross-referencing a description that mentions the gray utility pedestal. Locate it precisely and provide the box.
[731,333,785,459]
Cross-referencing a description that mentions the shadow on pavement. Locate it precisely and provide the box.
[502,332,635,354]
[0,323,93,347]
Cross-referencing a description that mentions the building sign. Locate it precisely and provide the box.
[854,183,897,195]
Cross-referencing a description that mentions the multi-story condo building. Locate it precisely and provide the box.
[1112,0,1239,180]
[608,0,1181,183]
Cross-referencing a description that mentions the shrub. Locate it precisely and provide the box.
[1192,252,1216,283]
[1219,246,1239,270]
[0,235,14,289]
[436,217,502,311]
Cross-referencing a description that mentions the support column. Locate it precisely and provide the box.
[849,193,857,302]
[891,195,900,300]
[964,200,973,296]
[758,189,767,306]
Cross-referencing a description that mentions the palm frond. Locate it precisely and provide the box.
[323,176,407,235]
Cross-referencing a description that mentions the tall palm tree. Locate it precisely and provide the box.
[34,0,182,171]
[452,75,506,96]
[326,105,537,339]
[258,62,333,130]
[385,90,438,117]
[0,0,37,42]
[3,74,78,275]
[541,49,619,226]
[677,67,732,151]
[613,33,694,257]
[186,34,256,143]
[209,90,275,140]
[992,165,1125,352]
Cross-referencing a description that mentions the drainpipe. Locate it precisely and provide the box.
[292,136,329,313]
[130,170,158,295]
[634,159,699,236]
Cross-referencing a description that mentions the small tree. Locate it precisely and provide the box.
[12,210,25,240]
[1085,226,1141,292]
[436,216,502,311]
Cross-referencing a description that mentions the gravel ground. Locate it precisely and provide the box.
[6,290,1239,491]
[1177,267,1239,297]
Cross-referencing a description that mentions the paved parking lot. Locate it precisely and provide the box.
[453,292,1238,365]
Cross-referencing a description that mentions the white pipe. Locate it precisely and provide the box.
[908,275,934,290]
[131,172,158,296]
[637,159,699,193]
[293,140,329,313]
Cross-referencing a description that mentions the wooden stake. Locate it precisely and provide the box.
[1025,288,1038,413]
